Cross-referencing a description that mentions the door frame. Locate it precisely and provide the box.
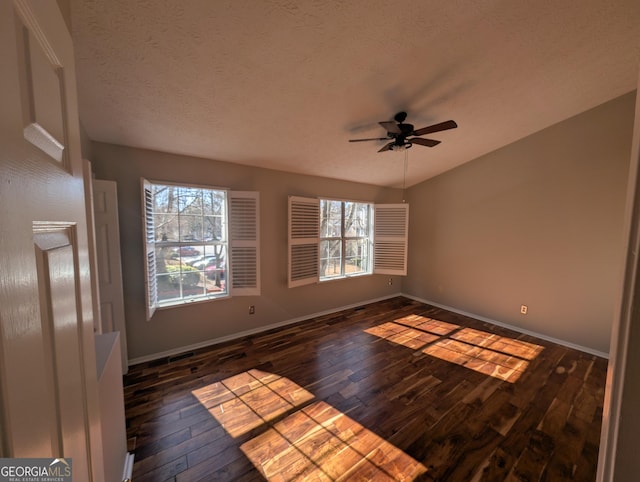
[597,74,640,479]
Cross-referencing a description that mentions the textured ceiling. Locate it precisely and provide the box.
[69,0,640,188]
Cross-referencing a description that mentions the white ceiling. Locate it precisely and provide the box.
[69,0,640,188]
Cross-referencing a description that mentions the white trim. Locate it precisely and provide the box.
[24,122,65,162]
[127,293,401,366]
[402,293,609,359]
[122,452,134,482]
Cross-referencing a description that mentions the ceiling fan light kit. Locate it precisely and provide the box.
[389,143,410,152]
[349,112,458,153]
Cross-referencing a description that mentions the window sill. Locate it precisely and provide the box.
[156,292,230,311]
[319,272,371,283]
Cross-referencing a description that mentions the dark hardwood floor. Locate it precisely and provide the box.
[124,297,608,481]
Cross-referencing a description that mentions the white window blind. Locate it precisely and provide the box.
[229,191,260,296]
[288,196,320,288]
[141,178,158,320]
[373,203,409,276]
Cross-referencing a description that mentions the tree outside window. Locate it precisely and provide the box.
[320,199,372,280]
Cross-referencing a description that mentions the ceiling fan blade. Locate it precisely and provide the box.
[378,142,394,152]
[410,137,441,148]
[349,137,389,142]
[379,121,401,134]
[412,120,458,136]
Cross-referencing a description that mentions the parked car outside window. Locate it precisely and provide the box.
[204,259,226,280]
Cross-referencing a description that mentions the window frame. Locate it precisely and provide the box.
[288,195,408,288]
[319,198,373,281]
[142,179,260,319]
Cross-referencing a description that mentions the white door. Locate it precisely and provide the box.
[93,179,129,373]
[0,2,104,481]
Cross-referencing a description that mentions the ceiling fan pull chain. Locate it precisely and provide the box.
[402,148,408,203]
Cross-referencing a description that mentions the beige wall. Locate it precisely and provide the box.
[90,144,402,360]
[404,92,636,354]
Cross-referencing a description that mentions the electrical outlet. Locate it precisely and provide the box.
[520,305,528,315]
[388,278,393,286]
[249,305,255,315]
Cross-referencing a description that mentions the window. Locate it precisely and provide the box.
[320,200,372,280]
[142,180,259,319]
[288,196,408,288]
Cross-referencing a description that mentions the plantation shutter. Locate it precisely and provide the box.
[374,203,409,276]
[229,191,260,296]
[141,178,158,320]
[288,196,320,288]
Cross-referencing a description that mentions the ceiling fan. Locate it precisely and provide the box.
[349,112,458,152]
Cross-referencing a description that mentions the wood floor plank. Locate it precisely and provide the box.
[124,297,607,481]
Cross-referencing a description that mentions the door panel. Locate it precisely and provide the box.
[93,179,128,373]
[13,1,70,168]
[0,1,104,480]
[34,227,89,480]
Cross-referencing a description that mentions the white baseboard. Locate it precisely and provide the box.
[128,294,401,366]
[122,452,134,482]
[402,293,609,359]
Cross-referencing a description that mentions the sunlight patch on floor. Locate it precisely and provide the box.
[394,315,461,335]
[365,316,544,383]
[364,315,460,350]
[424,327,544,383]
[193,370,428,480]
[241,400,427,481]
[365,321,441,349]
[191,368,314,438]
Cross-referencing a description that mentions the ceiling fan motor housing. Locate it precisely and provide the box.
[396,123,414,136]
[394,111,408,123]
